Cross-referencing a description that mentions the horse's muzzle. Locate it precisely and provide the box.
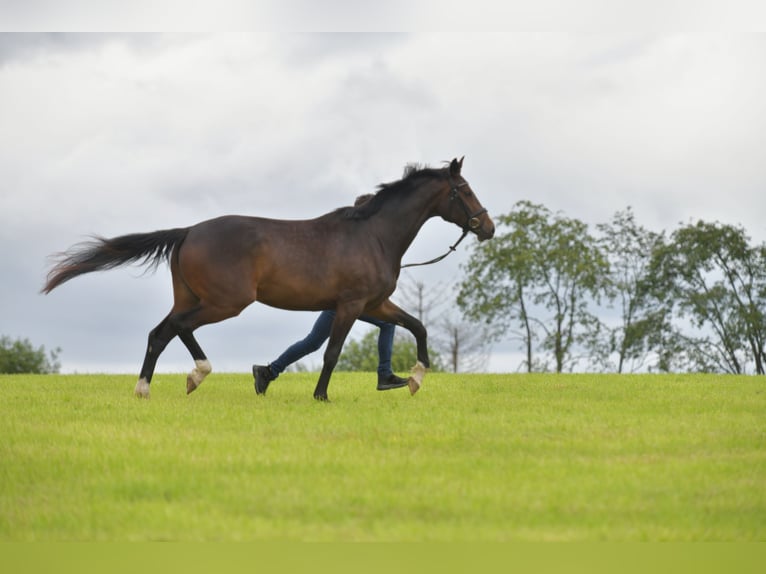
[475,216,495,241]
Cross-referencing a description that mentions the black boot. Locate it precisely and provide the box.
[253,364,275,395]
[377,373,409,391]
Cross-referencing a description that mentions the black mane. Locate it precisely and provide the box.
[338,163,446,221]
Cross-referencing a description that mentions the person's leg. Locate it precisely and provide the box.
[360,315,408,391]
[376,321,395,378]
[270,310,335,377]
[254,310,335,394]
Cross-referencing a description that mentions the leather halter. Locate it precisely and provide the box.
[449,177,488,232]
[401,176,488,269]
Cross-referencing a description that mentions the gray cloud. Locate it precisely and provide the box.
[2,32,765,375]
[0,33,170,66]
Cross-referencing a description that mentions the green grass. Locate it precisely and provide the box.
[0,372,764,541]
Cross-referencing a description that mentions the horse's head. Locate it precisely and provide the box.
[439,157,495,241]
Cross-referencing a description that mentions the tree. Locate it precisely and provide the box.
[335,329,444,372]
[456,201,539,371]
[0,336,61,374]
[434,314,493,373]
[597,208,668,373]
[458,201,609,373]
[395,272,448,324]
[650,221,766,374]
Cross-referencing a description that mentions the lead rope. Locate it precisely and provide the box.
[401,229,469,268]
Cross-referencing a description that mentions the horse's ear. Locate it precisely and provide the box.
[449,156,465,176]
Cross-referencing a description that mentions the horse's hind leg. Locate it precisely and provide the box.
[174,322,211,395]
[134,307,217,397]
[171,302,248,394]
[135,315,178,398]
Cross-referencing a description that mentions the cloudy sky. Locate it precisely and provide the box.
[2,31,765,376]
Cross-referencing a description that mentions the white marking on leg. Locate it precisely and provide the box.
[408,361,427,395]
[187,359,212,394]
[134,377,151,399]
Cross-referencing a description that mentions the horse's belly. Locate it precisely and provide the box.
[255,264,387,312]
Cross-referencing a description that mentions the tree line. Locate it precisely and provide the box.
[456,201,766,375]
[0,336,60,374]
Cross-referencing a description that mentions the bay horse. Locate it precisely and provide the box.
[42,157,494,400]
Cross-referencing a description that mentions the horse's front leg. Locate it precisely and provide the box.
[313,302,364,401]
[366,299,429,395]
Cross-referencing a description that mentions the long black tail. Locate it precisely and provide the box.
[42,227,189,294]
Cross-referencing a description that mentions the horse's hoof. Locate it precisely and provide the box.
[313,394,330,402]
[186,376,199,395]
[408,361,427,395]
[134,378,151,399]
[186,359,212,394]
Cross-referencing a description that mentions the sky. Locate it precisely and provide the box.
[2,30,765,376]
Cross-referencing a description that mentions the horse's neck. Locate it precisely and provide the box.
[376,185,440,261]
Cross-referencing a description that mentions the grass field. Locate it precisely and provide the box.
[0,371,764,541]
